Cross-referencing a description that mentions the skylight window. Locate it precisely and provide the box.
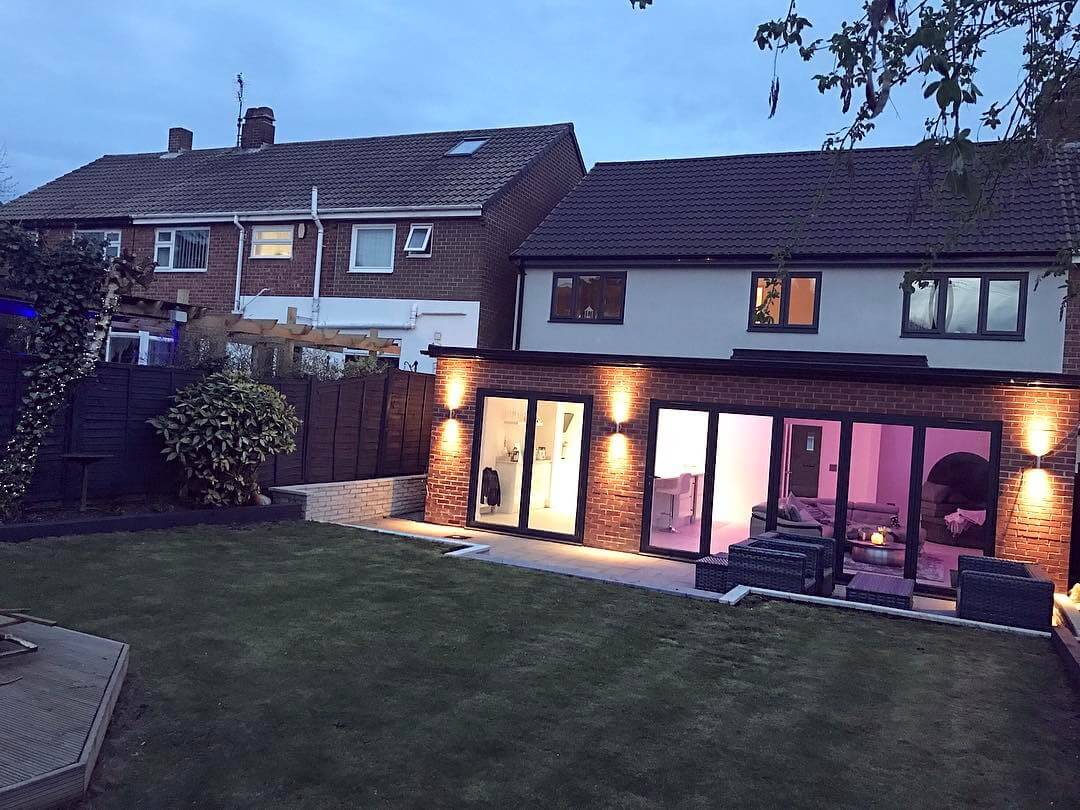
[446,138,487,156]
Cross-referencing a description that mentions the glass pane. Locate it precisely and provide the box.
[255,229,292,242]
[944,277,979,333]
[174,229,209,269]
[473,397,529,527]
[527,401,585,535]
[918,427,992,588]
[711,413,773,553]
[649,409,708,553]
[146,338,173,366]
[252,243,292,258]
[156,246,171,267]
[986,278,1021,332]
[552,277,573,318]
[447,138,486,155]
[574,276,601,320]
[354,228,394,269]
[601,275,625,319]
[405,227,430,251]
[107,336,139,364]
[906,280,938,331]
[775,418,840,543]
[752,277,782,325]
[157,231,172,242]
[787,276,817,326]
[843,423,913,580]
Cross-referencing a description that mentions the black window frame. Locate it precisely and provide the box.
[900,271,1028,340]
[548,271,626,324]
[747,271,822,333]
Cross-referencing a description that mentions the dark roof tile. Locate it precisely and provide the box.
[0,123,575,220]
[516,143,1079,260]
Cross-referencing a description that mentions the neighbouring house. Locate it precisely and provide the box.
[0,110,585,371]
[424,140,1080,594]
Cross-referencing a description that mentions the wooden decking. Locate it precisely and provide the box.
[0,623,128,810]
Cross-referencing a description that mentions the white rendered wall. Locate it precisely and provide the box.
[519,266,1064,373]
[239,295,480,373]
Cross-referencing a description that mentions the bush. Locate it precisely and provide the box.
[149,372,300,507]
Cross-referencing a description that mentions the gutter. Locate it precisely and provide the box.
[132,205,482,225]
[512,261,526,350]
[310,187,324,326]
[422,345,1080,391]
[232,215,245,312]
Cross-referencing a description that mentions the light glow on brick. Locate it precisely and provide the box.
[611,388,631,427]
[1022,467,1053,506]
[1025,417,1053,460]
[609,432,629,469]
[445,376,466,413]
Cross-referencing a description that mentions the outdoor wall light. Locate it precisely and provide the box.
[1026,420,1052,468]
[445,377,466,420]
[611,389,631,433]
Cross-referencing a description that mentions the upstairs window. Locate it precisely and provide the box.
[748,272,820,332]
[404,224,433,256]
[446,138,487,156]
[250,225,293,259]
[74,229,121,258]
[155,228,210,271]
[902,272,1026,339]
[550,272,626,323]
[349,224,396,273]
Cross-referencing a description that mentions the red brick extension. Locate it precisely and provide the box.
[426,357,1078,590]
[43,132,582,349]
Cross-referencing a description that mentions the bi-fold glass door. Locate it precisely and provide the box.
[468,391,591,541]
[642,405,774,558]
[641,401,1001,594]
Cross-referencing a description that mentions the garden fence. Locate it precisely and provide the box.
[0,353,434,507]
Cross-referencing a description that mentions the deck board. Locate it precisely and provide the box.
[0,623,127,809]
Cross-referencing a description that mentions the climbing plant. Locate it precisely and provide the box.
[0,224,153,520]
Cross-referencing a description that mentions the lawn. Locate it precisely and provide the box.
[3,522,1078,808]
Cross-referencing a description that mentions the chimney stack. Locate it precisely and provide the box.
[167,127,193,152]
[240,107,276,149]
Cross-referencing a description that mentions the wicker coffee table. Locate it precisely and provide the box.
[846,572,914,610]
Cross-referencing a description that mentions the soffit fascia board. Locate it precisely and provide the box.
[424,345,1080,390]
[132,206,483,225]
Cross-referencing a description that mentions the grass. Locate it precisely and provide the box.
[2,522,1078,808]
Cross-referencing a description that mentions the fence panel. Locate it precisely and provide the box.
[0,352,434,506]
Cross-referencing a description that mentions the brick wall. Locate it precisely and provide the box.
[478,133,584,348]
[425,357,1080,589]
[270,474,426,524]
[32,130,582,349]
[1064,269,1080,375]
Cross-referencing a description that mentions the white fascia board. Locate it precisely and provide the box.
[132,206,483,225]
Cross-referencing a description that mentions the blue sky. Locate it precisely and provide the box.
[1,1,1024,197]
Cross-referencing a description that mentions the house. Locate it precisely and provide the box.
[423,141,1080,594]
[0,109,585,371]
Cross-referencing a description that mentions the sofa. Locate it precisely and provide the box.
[750,497,902,540]
[956,555,1054,630]
[920,452,990,550]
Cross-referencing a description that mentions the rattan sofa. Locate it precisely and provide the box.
[755,530,836,595]
[955,556,1054,631]
[729,537,823,594]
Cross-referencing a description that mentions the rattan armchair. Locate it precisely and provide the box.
[956,556,1054,631]
[729,538,820,594]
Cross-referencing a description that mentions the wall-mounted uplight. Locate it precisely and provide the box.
[611,389,631,434]
[1026,419,1052,468]
[445,377,466,421]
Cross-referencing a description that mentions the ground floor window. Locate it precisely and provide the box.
[641,402,999,592]
[468,391,591,541]
[105,330,174,366]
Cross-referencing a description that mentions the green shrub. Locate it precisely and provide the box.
[149,372,300,507]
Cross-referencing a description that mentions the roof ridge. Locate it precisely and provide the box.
[590,140,1015,169]
[99,122,574,159]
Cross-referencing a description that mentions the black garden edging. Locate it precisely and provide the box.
[0,503,303,542]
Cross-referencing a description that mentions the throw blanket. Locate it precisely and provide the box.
[945,508,986,536]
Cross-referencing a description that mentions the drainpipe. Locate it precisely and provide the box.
[512,261,526,350]
[232,215,245,312]
[311,186,325,326]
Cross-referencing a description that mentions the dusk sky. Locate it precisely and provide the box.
[2,1,1024,198]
